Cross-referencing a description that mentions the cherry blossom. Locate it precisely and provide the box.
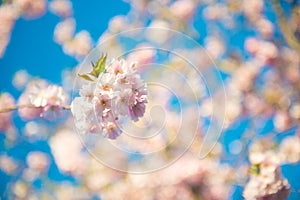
[71,58,147,139]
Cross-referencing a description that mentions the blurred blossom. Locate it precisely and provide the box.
[0,4,18,58]
[13,181,29,199]
[255,18,274,38]
[273,110,292,133]
[127,44,156,70]
[244,37,260,55]
[242,0,264,22]
[50,128,87,175]
[203,4,227,21]
[279,135,300,164]
[146,20,171,44]
[108,15,128,33]
[49,0,73,18]
[0,93,15,132]
[12,70,31,90]
[205,36,224,59]
[0,154,18,174]
[169,0,196,22]
[290,103,300,120]
[26,151,49,172]
[245,38,278,65]
[14,0,47,18]
[63,30,93,58]
[230,62,260,92]
[54,18,76,45]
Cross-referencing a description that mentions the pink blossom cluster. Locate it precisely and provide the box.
[51,0,92,59]
[0,0,46,58]
[14,0,47,19]
[49,0,73,18]
[71,59,147,139]
[243,152,290,200]
[18,80,68,120]
[0,4,18,58]
[0,93,15,131]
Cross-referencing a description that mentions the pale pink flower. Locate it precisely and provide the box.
[14,0,47,18]
[12,70,31,90]
[18,93,43,120]
[129,101,146,122]
[244,152,290,200]
[72,59,147,139]
[18,80,68,120]
[50,129,87,175]
[114,88,136,116]
[63,30,93,58]
[170,0,196,21]
[0,4,18,57]
[49,0,73,18]
[279,135,300,163]
[101,121,121,139]
[245,37,260,54]
[273,110,291,132]
[256,18,274,38]
[257,41,278,64]
[53,18,75,45]
[0,93,15,132]
[93,93,113,117]
[203,4,227,21]
[127,44,156,70]
[0,154,18,174]
[205,36,225,59]
[26,151,49,172]
[243,0,264,21]
[108,15,127,32]
[71,97,98,134]
[97,73,116,94]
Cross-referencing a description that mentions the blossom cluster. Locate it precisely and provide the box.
[244,152,290,200]
[71,57,148,139]
[18,80,68,120]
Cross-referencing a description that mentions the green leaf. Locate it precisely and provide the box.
[250,164,260,175]
[78,73,94,81]
[90,54,107,77]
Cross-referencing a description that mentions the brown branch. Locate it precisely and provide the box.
[0,104,71,113]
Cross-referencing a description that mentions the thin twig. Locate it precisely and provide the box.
[0,104,71,113]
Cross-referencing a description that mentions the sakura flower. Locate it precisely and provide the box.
[0,4,18,57]
[71,97,98,134]
[127,45,156,70]
[129,101,146,122]
[102,121,121,139]
[279,135,300,164]
[49,0,73,18]
[14,0,47,18]
[63,30,93,58]
[170,0,196,22]
[18,80,68,120]
[114,88,136,116]
[0,93,15,132]
[244,152,290,200]
[50,128,87,175]
[26,151,49,172]
[71,57,147,139]
[54,18,76,45]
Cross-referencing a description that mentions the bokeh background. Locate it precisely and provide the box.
[1,0,300,199]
